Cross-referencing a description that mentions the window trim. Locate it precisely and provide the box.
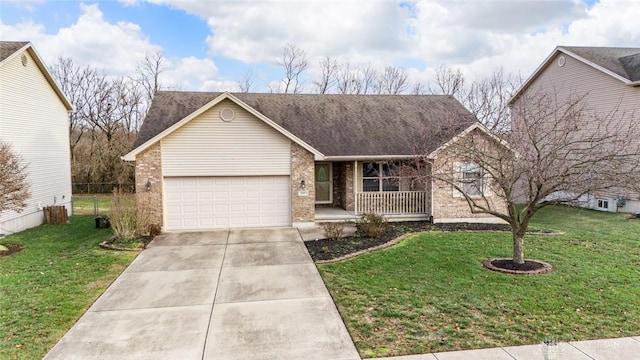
[361,162,422,192]
[596,198,609,210]
[454,162,486,198]
[315,162,333,204]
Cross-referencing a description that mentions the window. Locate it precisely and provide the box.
[459,162,483,197]
[597,199,609,210]
[315,163,332,203]
[362,162,423,192]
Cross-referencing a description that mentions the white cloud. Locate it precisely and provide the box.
[3,0,640,93]
[163,56,238,91]
[0,3,235,91]
[142,0,410,65]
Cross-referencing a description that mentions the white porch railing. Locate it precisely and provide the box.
[356,191,427,214]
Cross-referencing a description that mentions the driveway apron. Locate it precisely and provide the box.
[44,229,360,360]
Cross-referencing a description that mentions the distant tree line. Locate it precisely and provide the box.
[51,51,166,190]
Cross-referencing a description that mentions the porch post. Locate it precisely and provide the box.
[353,160,358,215]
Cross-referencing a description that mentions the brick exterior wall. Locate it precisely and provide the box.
[430,134,507,221]
[135,143,163,229]
[291,143,315,223]
[344,162,355,211]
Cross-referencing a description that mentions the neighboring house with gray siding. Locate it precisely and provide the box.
[124,91,508,231]
[0,41,73,235]
[510,46,640,213]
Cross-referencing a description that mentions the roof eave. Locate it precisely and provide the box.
[323,155,418,161]
[0,43,75,111]
[122,92,326,162]
[427,122,515,159]
[510,46,635,104]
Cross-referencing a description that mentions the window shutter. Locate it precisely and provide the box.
[482,171,492,197]
[452,162,462,198]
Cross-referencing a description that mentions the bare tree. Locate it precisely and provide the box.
[133,50,167,104]
[429,65,466,98]
[238,69,256,93]
[336,62,378,95]
[463,68,519,131]
[411,81,429,95]
[425,87,640,265]
[50,58,96,161]
[0,142,30,213]
[378,65,409,94]
[52,58,145,187]
[279,44,308,93]
[313,56,338,94]
[336,62,358,94]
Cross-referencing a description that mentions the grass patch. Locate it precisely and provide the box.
[318,206,640,358]
[72,195,122,216]
[0,216,138,359]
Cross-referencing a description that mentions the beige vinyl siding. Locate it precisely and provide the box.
[162,99,291,176]
[512,52,640,211]
[522,53,640,136]
[0,49,72,232]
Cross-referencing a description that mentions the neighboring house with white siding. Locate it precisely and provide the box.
[510,46,640,213]
[0,41,73,235]
[124,91,508,232]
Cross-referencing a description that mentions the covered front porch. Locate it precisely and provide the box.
[313,160,432,222]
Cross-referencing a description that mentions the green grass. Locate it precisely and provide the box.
[0,216,138,359]
[319,206,640,358]
[72,194,133,216]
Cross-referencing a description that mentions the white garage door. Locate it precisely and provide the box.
[164,176,290,230]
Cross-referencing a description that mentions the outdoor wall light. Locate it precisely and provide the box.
[300,180,306,189]
[145,180,152,192]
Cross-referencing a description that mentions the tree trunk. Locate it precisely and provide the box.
[513,234,525,264]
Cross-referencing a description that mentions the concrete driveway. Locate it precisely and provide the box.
[44,228,360,360]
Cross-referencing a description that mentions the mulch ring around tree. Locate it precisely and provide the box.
[0,243,23,257]
[305,221,556,263]
[99,236,155,251]
[482,258,554,275]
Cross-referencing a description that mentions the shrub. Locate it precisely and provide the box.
[109,189,137,241]
[323,222,346,241]
[357,212,387,238]
[135,193,155,236]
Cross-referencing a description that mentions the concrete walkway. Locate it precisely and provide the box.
[44,228,359,360]
[377,337,640,360]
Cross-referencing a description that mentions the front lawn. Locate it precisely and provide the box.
[0,216,137,359]
[319,206,640,358]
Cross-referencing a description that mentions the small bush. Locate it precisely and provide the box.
[109,189,137,241]
[323,222,346,241]
[357,212,387,238]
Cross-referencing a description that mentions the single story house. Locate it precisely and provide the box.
[124,91,507,231]
[0,41,73,235]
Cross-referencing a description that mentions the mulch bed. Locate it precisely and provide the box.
[99,235,154,251]
[305,221,513,262]
[0,243,23,257]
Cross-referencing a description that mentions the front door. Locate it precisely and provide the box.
[315,163,332,203]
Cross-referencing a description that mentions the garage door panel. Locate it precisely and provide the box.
[164,176,290,230]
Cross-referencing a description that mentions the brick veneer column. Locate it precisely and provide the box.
[135,143,163,229]
[344,162,355,211]
[291,143,315,224]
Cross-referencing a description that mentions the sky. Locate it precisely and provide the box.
[1,0,639,93]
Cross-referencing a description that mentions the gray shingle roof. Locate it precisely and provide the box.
[562,46,640,82]
[133,92,476,157]
[0,41,29,63]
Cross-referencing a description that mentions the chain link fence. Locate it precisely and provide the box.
[72,183,135,194]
